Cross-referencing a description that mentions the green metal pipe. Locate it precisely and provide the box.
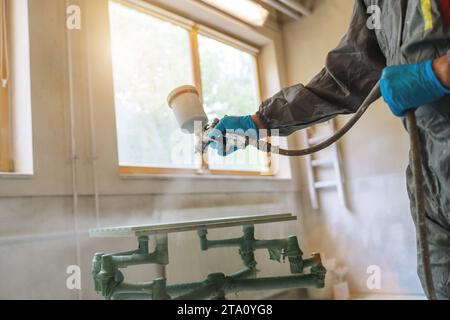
[137,236,149,254]
[110,280,205,299]
[151,268,258,299]
[175,272,325,300]
[199,228,299,253]
[252,239,287,249]
[227,274,324,292]
[199,229,296,252]
[111,268,257,300]
[201,238,243,249]
[110,252,165,268]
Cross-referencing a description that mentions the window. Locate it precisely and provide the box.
[109,0,270,176]
[0,0,11,172]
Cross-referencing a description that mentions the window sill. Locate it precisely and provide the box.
[0,172,33,179]
[119,172,291,182]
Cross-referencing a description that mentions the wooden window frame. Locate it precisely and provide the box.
[0,84,11,172]
[112,0,274,177]
[0,0,11,173]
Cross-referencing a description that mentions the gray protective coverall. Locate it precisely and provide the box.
[256,0,450,299]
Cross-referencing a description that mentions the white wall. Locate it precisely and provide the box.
[282,0,422,296]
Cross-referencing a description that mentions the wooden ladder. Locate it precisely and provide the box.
[302,119,347,210]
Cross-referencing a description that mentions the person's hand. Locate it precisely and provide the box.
[208,115,259,156]
[381,58,450,117]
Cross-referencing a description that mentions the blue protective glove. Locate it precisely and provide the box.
[381,59,450,117]
[208,115,259,156]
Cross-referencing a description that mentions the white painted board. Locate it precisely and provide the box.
[89,213,297,238]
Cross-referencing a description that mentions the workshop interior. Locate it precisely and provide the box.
[0,0,449,300]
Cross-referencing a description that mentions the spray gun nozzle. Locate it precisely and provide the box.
[195,118,220,154]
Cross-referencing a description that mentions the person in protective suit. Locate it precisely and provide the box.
[209,0,450,299]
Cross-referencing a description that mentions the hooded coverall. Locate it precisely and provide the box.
[256,0,450,299]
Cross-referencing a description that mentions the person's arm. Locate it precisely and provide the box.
[255,0,386,135]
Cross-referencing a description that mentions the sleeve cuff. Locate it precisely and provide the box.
[255,111,271,130]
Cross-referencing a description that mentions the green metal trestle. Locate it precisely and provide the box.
[92,223,326,300]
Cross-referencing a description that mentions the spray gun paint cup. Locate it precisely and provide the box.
[167,85,208,134]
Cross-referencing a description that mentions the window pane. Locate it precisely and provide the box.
[109,1,196,168]
[198,35,267,172]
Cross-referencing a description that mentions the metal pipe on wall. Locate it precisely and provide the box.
[260,0,303,20]
[82,0,101,228]
[65,0,82,301]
